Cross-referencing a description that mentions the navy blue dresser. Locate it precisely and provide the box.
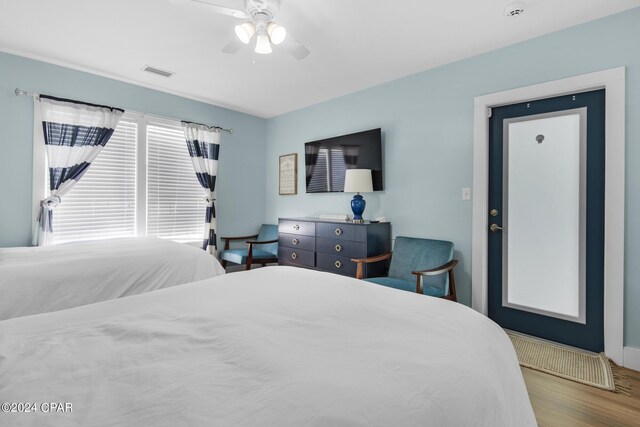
[278,218,391,278]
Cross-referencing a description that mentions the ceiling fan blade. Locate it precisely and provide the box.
[221,37,245,54]
[191,0,249,19]
[286,35,310,60]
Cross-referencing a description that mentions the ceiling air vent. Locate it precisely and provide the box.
[143,65,174,78]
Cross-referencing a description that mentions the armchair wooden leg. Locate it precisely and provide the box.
[448,269,457,302]
[415,275,422,294]
[245,244,253,271]
[221,239,229,269]
[355,263,364,280]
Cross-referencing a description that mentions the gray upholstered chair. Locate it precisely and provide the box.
[219,224,279,270]
[351,236,458,301]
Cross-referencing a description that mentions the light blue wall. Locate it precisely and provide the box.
[265,8,640,346]
[0,52,267,248]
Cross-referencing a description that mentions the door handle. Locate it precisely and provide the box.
[490,224,503,232]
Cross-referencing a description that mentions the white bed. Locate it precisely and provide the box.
[0,237,225,320]
[0,266,535,426]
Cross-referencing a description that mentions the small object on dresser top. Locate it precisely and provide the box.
[319,214,350,221]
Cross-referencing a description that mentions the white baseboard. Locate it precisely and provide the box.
[623,346,640,371]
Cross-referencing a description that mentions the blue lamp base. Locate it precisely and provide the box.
[350,194,366,222]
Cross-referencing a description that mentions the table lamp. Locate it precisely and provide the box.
[344,169,373,222]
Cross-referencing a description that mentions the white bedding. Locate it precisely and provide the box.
[0,237,225,320]
[0,266,535,426]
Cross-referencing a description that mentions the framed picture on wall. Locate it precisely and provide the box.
[279,153,297,195]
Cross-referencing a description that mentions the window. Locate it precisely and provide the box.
[49,120,137,243]
[47,114,205,244]
[147,123,206,241]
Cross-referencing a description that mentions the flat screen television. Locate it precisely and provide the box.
[305,128,383,193]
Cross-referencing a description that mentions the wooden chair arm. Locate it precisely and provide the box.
[245,239,279,245]
[244,238,278,271]
[351,252,392,279]
[350,252,393,264]
[221,234,259,241]
[412,259,459,300]
[221,234,259,250]
[411,259,459,277]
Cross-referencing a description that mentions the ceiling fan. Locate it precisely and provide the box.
[192,0,310,60]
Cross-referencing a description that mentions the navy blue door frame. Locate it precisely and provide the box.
[487,89,605,352]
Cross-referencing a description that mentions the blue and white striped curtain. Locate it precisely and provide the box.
[33,96,124,246]
[182,122,221,255]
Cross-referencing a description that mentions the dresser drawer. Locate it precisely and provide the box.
[317,222,366,242]
[279,233,315,251]
[279,219,316,236]
[316,237,366,259]
[316,253,357,277]
[278,247,315,268]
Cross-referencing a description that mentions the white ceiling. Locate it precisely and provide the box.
[1,0,639,118]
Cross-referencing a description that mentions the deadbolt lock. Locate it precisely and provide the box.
[490,209,499,217]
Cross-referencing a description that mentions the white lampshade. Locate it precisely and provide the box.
[344,169,373,193]
[234,22,256,44]
[267,22,287,45]
[255,32,272,54]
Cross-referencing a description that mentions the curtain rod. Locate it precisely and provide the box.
[14,88,233,134]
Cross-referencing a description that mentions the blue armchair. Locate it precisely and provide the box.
[219,224,279,270]
[351,236,458,301]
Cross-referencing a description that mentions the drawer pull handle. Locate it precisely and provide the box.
[335,244,342,252]
[291,252,298,260]
[293,224,300,231]
[292,238,299,245]
[334,260,342,268]
[335,228,343,236]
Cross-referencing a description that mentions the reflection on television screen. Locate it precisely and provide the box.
[305,128,383,193]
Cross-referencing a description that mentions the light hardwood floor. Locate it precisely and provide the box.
[523,366,640,426]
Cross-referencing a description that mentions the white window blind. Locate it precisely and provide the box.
[146,123,207,242]
[51,120,137,244]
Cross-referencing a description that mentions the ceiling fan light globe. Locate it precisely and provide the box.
[234,22,256,44]
[267,22,286,45]
[255,33,272,54]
